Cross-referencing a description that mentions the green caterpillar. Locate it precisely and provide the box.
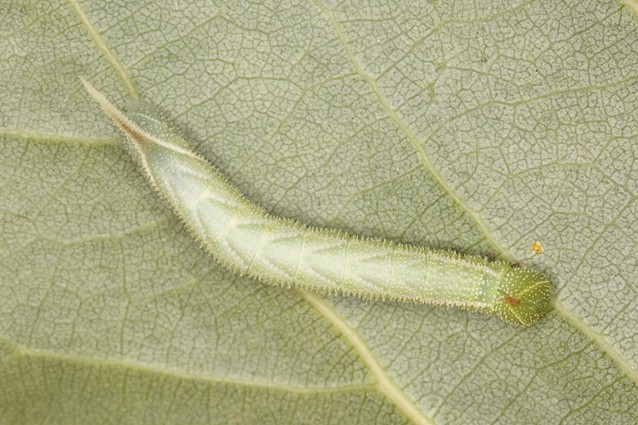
[81,79,551,326]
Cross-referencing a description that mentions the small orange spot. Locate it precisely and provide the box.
[532,241,544,254]
[505,295,520,306]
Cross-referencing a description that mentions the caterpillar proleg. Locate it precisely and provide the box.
[81,79,551,326]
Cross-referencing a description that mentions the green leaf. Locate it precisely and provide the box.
[1,1,637,424]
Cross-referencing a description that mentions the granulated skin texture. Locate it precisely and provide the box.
[82,79,551,326]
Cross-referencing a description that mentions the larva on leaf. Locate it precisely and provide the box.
[81,79,551,326]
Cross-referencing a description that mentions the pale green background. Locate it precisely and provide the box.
[1,1,637,424]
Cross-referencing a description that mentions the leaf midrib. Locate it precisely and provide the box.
[0,337,375,395]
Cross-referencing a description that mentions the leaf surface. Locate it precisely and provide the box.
[1,1,638,424]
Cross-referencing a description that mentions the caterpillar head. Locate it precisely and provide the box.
[494,267,551,326]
